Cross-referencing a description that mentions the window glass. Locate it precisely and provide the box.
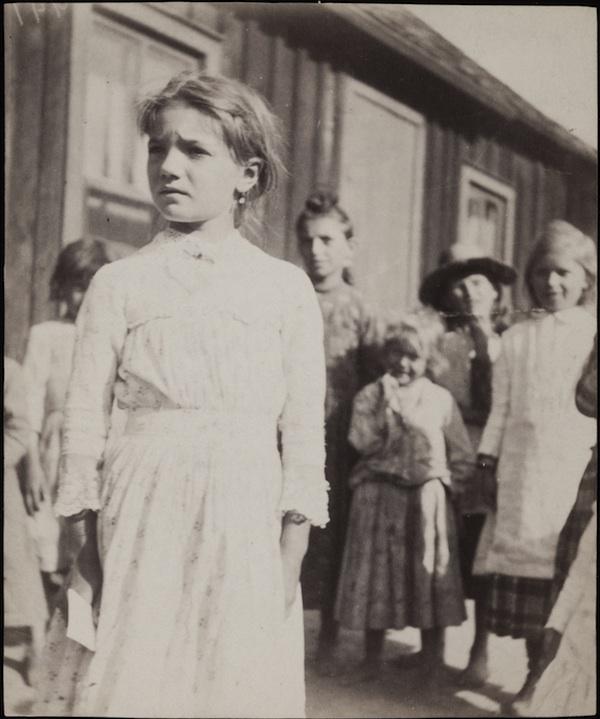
[84,15,200,246]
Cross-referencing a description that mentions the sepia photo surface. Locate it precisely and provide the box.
[4,3,597,718]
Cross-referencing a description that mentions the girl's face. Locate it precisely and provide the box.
[297,216,352,284]
[146,102,259,230]
[385,337,427,386]
[530,250,588,311]
[449,273,498,318]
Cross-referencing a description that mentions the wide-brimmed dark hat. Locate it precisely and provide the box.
[419,242,517,312]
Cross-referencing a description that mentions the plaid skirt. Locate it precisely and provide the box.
[485,573,553,639]
[551,446,597,604]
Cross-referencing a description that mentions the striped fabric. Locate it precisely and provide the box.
[485,573,553,639]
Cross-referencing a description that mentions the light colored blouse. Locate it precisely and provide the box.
[348,374,474,490]
[55,228,329,527]
[476,306,596,578]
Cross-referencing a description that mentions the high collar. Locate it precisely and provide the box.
[150,227,245,263]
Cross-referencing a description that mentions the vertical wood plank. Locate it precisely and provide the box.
[314,61,336,189]
[265,33,295,259]
[5,16,45,360]
[513,155,536,313]
[31,9,72,324]
[244,20,270,98]
[286,48,319,264]
[421,121,444,277]
[219,10,244,78]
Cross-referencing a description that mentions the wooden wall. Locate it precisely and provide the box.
[216,7,597,312]
[219,10,343,266]
[4,6,71,361]
[420,121,595,309]
[5,3,596,359]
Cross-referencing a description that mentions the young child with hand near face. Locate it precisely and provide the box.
[296,191,384,673]
[334,310,473,682]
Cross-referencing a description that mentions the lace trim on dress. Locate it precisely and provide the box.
[54,465,101,518]
[278,467,330,528]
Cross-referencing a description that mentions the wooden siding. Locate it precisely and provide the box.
[218,10,344,265]
[217,8,596,311]
[420,119,597,310]
[5,2,596,358]
[5,9,70,360]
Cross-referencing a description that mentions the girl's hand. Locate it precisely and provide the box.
[280,512,310,619]
[22,453,47,515]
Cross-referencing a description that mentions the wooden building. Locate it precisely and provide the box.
[5,2,597,360]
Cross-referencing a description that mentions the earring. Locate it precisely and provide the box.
[237,194,246,206]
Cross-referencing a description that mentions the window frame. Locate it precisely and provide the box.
[457,164,516,265]
[62,2,222,246]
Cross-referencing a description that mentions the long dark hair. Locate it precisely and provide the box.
[49,237,111,302]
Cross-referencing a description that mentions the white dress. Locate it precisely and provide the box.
[520,506,597,716]
[474,307,596,578]
[23,321,77,571]
[45,228,329,718]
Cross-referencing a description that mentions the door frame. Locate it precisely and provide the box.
[338,76,426,308]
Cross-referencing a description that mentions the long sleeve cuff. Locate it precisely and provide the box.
[278,465,329,528]
[54,454,101,517]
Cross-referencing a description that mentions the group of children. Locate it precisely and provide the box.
[3,71,597,717]
[296,191,597,712]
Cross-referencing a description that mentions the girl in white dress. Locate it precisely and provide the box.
[474,220,596,706]
[38,72,328,718]
[23,238,111,588]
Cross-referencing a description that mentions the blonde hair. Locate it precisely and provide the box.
[525,220,597,307]
[384,307,448,380]
[137,72,285,227]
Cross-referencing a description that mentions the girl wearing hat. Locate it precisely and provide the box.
[419,241,517,685]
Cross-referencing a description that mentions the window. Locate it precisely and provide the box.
[457,165,516,263]
[64,4,221,249]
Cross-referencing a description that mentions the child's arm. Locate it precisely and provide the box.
[22,324,52,438]
[443,395,475,496]
[21,326,53,512]
[348,381,387,456]
[3,358,32,468]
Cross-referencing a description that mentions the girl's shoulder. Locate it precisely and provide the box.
[27,320,76,346]
[422,376,454,405]
[249,245,317,301]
